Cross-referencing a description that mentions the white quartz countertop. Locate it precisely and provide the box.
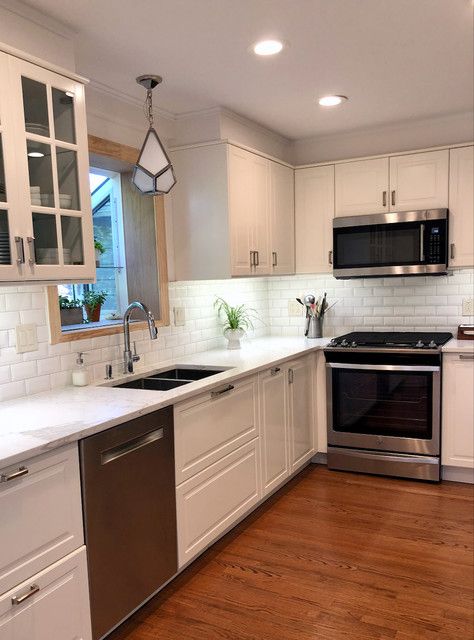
[0,336,329,469]
[442,338,474,353]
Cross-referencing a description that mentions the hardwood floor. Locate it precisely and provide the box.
[108,466,474,640]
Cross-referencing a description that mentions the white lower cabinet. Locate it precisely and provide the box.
[259,355,315,496]
[442,353,474,469]
[174,376,258,484]
[0,444,84,597]
[0,547,92,640]
[176,439,261,567]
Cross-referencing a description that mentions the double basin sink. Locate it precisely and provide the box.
[112,366,228,391]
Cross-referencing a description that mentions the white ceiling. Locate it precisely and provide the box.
[24,0,474,140]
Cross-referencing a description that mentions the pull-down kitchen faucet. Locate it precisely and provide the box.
[123,301,158,373]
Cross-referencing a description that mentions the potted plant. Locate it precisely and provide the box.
[214,297,258,349]
[82,290,108,323]
[58,295,83,326]
[94,238,106,267]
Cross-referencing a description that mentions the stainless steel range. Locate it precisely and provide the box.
[324,331,453,482]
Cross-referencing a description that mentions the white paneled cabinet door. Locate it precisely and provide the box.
[389,150,449,212]
[0,547,92,640]
[259,365,289,495]
[335,157,389,216]
[287,356,314,472]
[270,161,295,275]
[7,55,95,282]
[442,354,474,469]
[448,146,474,268]
[250,151,271,275]
[228,145,254,276]
[295,165,334,273]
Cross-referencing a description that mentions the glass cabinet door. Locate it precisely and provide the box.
[9,56,94,281]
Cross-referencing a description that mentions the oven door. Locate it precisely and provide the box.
[326,362,441,455]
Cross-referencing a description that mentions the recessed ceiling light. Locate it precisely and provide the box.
[253,39,284,56]
[318,95,348,107]
[27,151,45,158]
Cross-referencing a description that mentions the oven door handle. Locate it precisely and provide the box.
[326,363,440,372]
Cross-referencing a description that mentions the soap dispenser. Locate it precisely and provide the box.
[72,352,89,387]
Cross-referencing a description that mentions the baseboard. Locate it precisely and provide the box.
[311,452,327,464]
[442,465,474,484]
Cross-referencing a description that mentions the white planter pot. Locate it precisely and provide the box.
[224,328,245,350]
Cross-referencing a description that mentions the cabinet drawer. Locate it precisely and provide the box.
[0,444,83,596]
[176,439,261,567]
[0,547,91,639]
[174,376,258,483]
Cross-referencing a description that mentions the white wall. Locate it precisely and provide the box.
[290,111,474,165]
[0,0,75,69]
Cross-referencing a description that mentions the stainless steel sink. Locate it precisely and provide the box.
[112,366,228,391]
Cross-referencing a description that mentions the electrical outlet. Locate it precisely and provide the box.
[173,306,186,326]
[462,297,474,316]
[288,300,303,317]
[15,324,38,354]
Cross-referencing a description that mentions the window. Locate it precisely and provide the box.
[47,135,169,343]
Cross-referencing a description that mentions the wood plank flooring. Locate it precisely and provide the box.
[108,466,474,640]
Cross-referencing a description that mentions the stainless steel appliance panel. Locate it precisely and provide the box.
[80,407,177,640]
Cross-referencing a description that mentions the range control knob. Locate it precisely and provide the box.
[428,340,437,348]
[415,340,425,348]
[351,341,358,348]
[328,338,338,347]
[340,339,349,347]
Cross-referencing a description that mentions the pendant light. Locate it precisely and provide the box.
[132,74,176,195]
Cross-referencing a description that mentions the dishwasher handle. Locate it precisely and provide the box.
[101,428,164,465]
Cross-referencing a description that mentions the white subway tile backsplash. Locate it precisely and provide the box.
[0,269,472,401]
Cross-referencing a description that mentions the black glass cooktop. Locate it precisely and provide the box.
[329,331,453,348]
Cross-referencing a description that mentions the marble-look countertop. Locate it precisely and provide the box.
[0,337,329,469]
[442,338,474,353]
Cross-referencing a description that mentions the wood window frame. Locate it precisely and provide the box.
[47,135,170,345]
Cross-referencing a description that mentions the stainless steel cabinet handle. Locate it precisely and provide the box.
[328,250,333,265]
[272,251,277,267]
[211,384,235,398]
[288,368,294,384]
[254,250,259,266]
[420,223,425,262]
[450,243,455,260]
[249,251,254,267]
[26,236,36,265]
[271,367,281,376]
[382,191,387,207]
[14,237,25,264]
[1,466,28,483]
[459,354,474,360]
[391,190,396,207]
[11,584,40,606]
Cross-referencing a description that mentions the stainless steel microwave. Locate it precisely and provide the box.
[332,209,448,278]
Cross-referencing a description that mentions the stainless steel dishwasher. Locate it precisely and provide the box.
[79,406,177,640]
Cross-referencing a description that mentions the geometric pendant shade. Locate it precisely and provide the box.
[132,127,177,195]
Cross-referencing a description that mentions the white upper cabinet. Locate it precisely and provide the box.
[389,149,449,211]
[269,162,295,275]
[295,164,334,273]
[0,51,94,283]
[335,157,389,216]
[448,146,473,268]
[170,142,293,279]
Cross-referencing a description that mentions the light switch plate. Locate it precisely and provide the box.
[15,324,38,354]
[462,297,473,316]
[173,306,186,326]
[288,300,303,317]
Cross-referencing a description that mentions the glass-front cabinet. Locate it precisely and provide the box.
[0,50,94,282]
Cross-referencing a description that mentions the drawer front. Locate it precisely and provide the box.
[174,376,258,483]
[0,547,91,639]
[0,444,83,596]
[176,439,260,567]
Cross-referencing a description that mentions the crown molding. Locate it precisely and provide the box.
[0,0,76,39]
[219,107,291,146]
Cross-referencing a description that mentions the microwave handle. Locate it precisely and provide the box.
[420,223,425,263]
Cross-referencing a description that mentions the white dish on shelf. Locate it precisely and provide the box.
[59,194,73,209]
